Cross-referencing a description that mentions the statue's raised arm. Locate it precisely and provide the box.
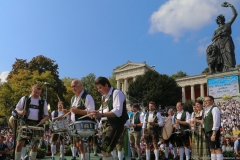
[221,2,238,25]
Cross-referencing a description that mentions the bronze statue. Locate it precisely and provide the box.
[206,2,238,73]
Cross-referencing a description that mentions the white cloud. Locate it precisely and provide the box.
[0,71,10,82]
[197,45,208,55]
[197,37,211,55]
[149,0,239,40]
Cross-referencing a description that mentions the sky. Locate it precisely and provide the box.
[1,0,240,82]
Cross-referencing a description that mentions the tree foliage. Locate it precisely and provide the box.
[171,70,188,79]
[0,69,56,116]
[2,55,66,112]
[201,67,209,74]
[81,73,101,110]
[128,70,181,108]
[109,75,117,88]
[62,77,75,109]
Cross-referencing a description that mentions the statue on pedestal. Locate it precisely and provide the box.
[206,2,238,73]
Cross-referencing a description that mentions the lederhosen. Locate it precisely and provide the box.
[17,96,45,141]
[51,110,64,141]
[101,88,129,153]
[173,111,190,147]
[204,106,221,149]
[71,91,94,141]
[143,111,160,144]
[128,112,142,144]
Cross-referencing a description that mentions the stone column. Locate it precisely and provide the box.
[182,86,186,103]
[121,81,124,93]
[117,80,120,89]
[200,84,204,97]
[124,79,128,95]
[191,85,195,102]
[133,76,136,81]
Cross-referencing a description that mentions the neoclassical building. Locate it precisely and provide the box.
[113,61,155,95]
[114,61,240,102]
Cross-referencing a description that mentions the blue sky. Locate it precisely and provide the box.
[1,0,240,82]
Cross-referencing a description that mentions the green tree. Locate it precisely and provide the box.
[128,70,181,108]
[62,77,75,109]
[201,67,209,74]
[0,69,56,116]
[109,75,117,88]
[27,55,66,103]
[171,70,188,79]
[0,83,14,117]
[81,73,102,109]
[5,55,66,111]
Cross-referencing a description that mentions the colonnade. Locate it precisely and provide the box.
[181,83,206,102]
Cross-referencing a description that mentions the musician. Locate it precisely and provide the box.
[50,101,65,160]
[172,102,190,160]
[163,108,177,160]
[14,84,49,160]
[190,100,208,159]
[90,76,129,160]
[203,96,223,160]
[65,79,95,160]
[141,101,163,160]
[128,104,144,160]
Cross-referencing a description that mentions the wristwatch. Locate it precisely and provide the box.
[212,134,216,136]
[101,113,105,117]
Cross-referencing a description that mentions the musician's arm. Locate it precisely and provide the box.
[15,96,26,115]
[85,94,95,112]
[212,107,221,136]
[39,100,49,124]
[190,113,195,126]
[155,113,163,127]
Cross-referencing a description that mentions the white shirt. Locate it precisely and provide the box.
[71,90,95,122]
[51,110,64,121]
[99,87,125,121]
[16,95,48,121]
[142,111,163,128]
[172,110,190,129]
[204,105,221,130]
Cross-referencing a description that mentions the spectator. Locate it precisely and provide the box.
[222,137,233,152]
[0,135,8,160]
[234,134,240,156]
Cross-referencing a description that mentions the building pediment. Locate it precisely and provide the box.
[113,61,152,73]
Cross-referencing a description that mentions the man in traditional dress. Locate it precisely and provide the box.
[204,95,223,160]
[90,76,129,160]
[14,84,49,160]
[50,101,66,160]
[142,101,163,160]
[172,102,191,160]
[65,79,95,160]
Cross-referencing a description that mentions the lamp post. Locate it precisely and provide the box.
[44,82,50,101]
